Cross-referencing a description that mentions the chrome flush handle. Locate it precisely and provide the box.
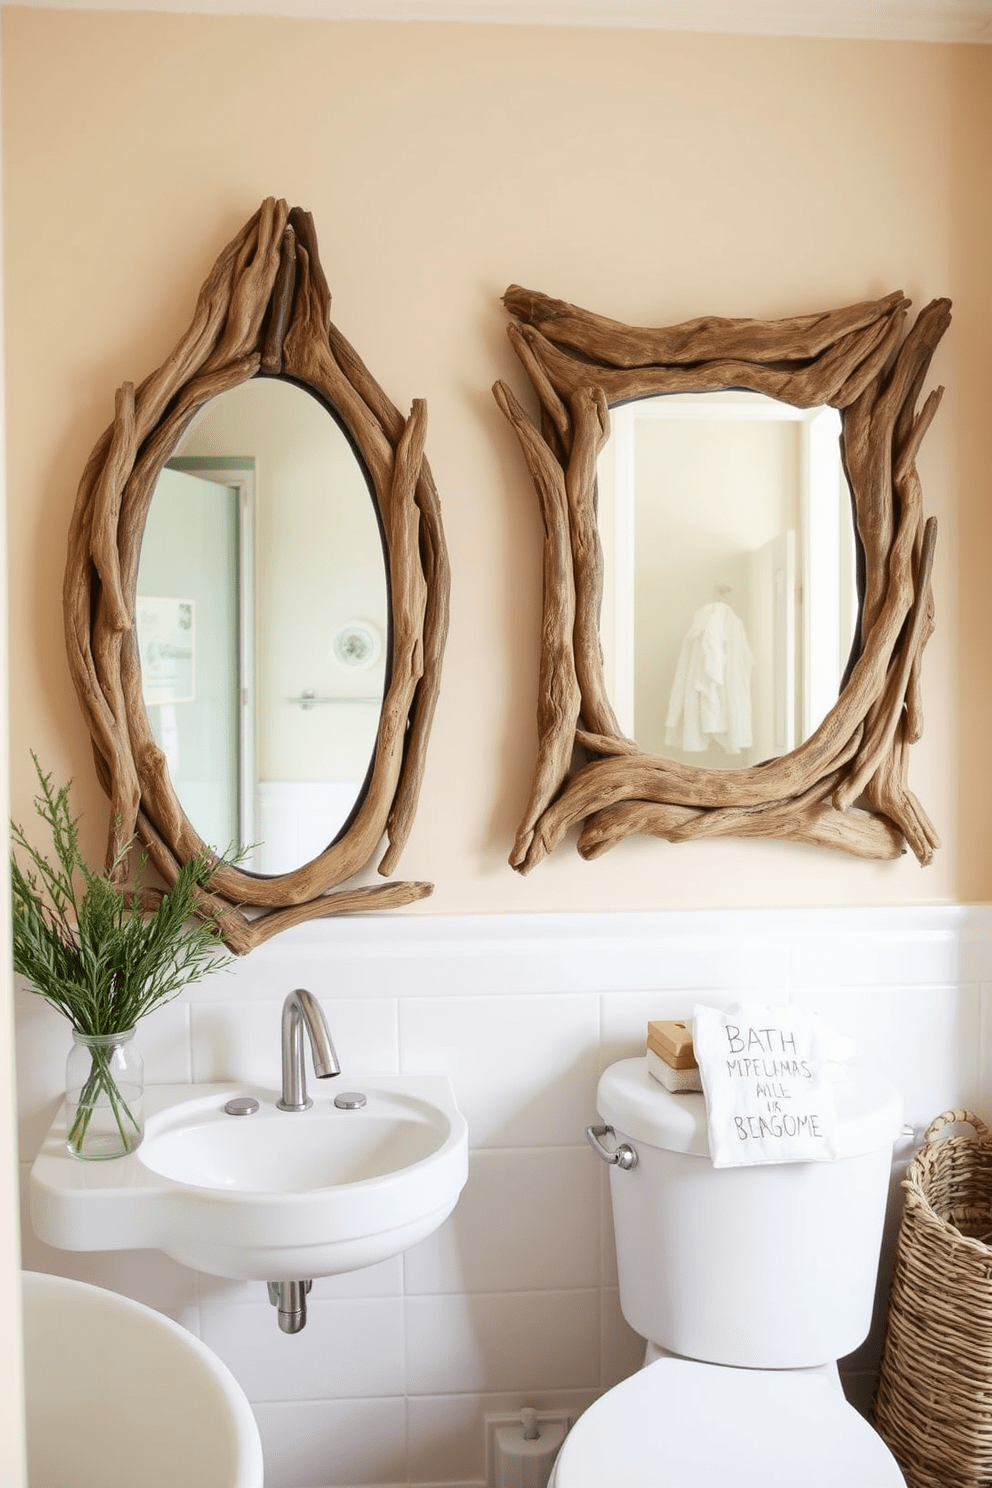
[586,1123,638,1171]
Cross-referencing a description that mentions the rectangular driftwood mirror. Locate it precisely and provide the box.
[494,287,950,874]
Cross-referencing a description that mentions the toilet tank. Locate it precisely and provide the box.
[598,1057,903,1370]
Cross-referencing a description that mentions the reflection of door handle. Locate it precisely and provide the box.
[290,690,380,710]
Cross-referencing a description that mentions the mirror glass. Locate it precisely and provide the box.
[596,391,859,768]
[136,377,388,875]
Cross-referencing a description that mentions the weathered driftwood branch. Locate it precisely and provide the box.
[64,199,448,951]
[501,286,910,371]
[577,795,905,863]
[380,457,450,876]
[507,299,913,412]
[494,380,583,870]
[495,286,949,873]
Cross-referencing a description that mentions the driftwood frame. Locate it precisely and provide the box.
[64,198,449,953]
[494,286,950,873]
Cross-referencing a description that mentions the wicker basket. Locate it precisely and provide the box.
[873,1110,992,1488]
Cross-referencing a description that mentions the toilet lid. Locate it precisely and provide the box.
[598,1057,904,1158]
[551,1358,906,1488]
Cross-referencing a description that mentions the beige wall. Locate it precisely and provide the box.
[0,21,26,1466]
[3,9,990,911]
[948,42,992,901]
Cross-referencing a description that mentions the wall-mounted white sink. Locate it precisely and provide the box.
[22,1270,263,1488]
[30,1077,468,1281]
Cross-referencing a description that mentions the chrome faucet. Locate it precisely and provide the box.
[276,988,341,1111]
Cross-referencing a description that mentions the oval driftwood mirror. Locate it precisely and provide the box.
[493,287,950,873]
[65,198,449,952]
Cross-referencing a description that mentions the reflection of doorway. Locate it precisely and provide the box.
[598,394,852,767]
[801,408,858,737]
[136,463,256,855]
[747,530,796,759]
[597,404,635,736]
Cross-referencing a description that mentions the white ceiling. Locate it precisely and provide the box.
[7,0,992,43]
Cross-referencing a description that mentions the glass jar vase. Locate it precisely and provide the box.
[65,1029,144,1160]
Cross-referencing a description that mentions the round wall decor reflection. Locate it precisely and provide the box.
[333,620,382,669]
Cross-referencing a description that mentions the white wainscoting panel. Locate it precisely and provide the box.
[16,905,992,1487]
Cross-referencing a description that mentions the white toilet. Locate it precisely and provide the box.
[551,1057,908,1488]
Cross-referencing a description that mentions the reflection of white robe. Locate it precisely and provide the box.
[664,602,753,754]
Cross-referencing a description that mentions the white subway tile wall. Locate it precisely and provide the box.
[16,906,992,1488]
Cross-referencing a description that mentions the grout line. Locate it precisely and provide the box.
[979,982,991,1120]
[182,1001,194,1083]
[404,1285,603,1303]
[465,1142,593,1154]
[401,1239,411,1482]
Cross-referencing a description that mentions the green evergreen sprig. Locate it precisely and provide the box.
[11,755,233,1035]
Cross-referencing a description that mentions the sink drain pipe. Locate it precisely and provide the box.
[267,1279,312,1333]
